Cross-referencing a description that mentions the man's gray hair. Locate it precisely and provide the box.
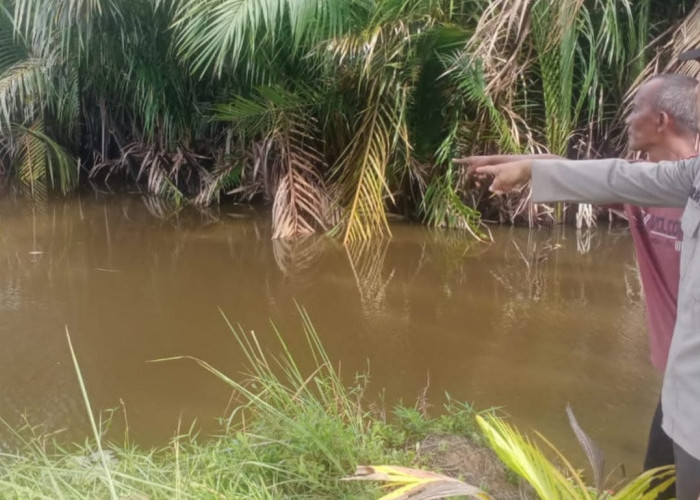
[650,73,699,135]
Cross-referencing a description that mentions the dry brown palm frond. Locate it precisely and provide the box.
[271,116,330,240]
[620,3,700,139]
[92,140,211,203]
[465,0,532,93]
[222,138,270,202]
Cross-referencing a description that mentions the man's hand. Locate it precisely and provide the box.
[473,159,533,194]
[454,155,520,179]
[454,154,557,189]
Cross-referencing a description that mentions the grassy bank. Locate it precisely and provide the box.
[0,312,503,499]
[0,311,672,499]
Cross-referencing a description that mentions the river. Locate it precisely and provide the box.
[0,194,659,477]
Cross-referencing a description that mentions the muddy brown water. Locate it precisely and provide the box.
[0,195,659,475]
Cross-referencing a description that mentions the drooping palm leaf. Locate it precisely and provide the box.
[214,85,329,238]
[565,404,605,492]
[332,88,397,244]
[171,0,355,77]
[343,465,491,500]
[271,116,330,239]
[328,5,433,243]
[16,121,78,193]
[476,414,584,499]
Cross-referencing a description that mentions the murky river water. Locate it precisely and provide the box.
[0,195,660,475]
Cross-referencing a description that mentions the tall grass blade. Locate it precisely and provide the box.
[64,326,118,500]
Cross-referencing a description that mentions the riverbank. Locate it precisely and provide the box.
[1,310,676,498]
[0,315,522,499]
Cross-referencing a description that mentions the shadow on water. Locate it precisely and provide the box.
[0,195,657,474]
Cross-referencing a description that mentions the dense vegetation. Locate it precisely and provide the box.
[0,0,698,239]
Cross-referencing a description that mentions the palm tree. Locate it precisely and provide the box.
[2,0,699,239]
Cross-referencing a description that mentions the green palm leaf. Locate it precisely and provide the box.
[171,0,353,77]
[8,120,78,195]
[332,88,396,244]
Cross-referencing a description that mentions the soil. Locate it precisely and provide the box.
[418,434,535,499]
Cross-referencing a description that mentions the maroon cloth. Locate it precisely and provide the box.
[624,204,682,373]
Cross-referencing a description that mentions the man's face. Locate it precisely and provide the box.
[626,81,662,153]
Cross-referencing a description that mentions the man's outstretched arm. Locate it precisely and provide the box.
[467,157,699,207]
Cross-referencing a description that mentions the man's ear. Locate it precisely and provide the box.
[657,111,670,132]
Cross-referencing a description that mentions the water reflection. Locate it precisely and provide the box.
[0,196,658,473]
[345,238,394,315]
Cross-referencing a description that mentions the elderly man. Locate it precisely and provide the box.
[462,66,700,499]
[459,72,698,498]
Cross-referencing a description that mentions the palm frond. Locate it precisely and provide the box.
[476,414,584,499]
[213,84,319,137]
[15,119,47,198]
[271,115,329,239]
[329,5,442,243]
[623,2,700,115]
[15,121,78,193]
[213,85,328,238]
[565,405,605,491]
[332,87,397,244]
[171,0,353,77]
[610,467,675,499]
[0,58,49,125]
[343,465,491,500]
[2,119,77,196]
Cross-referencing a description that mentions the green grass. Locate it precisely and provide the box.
[0,310,484,499]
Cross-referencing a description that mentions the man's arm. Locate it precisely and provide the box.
[469,157,699,207]
[531,158,698,207]
[454,154,561,175]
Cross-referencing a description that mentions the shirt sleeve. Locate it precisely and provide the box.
[531,157,699,207]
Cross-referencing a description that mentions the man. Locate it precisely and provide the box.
[460,73,699,494]
[460,73,700,499]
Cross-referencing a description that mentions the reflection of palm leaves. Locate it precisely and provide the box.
[345,237,393,314]
[423,229,483,285]
[141,195,182,220]
[272,235,325,276]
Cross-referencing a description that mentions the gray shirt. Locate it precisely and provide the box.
[531,157,700,460]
